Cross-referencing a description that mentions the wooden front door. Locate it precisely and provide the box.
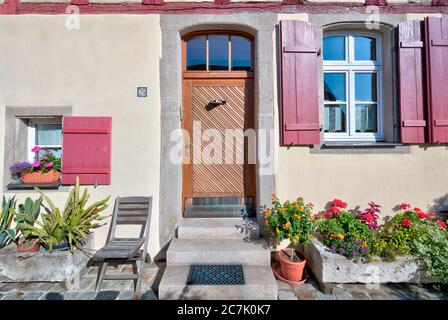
[181,31,255,217]
[182,78,255,203]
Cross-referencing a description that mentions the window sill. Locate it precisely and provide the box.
[7,181,61,191]
[310,142,411,154]
[322,142,403,148]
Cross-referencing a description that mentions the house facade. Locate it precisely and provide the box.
[1,1,448,261]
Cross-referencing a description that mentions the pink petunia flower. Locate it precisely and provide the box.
[44,162,54,168]
[32,161,41,168]
[31,146,42,153]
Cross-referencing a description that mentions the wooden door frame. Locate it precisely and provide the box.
[181,31,256,215]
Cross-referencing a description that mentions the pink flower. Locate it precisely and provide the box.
[32,161,41,168]
[331,199,347,208]
[31,146,42,153]
[44,162,54,168]
[313,213,319,219]
[45,149,51,154]
[40,157,48,161]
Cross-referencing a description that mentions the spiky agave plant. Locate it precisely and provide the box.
[23,177,110,253]
[0,196,17,249]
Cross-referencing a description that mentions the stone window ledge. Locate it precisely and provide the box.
[6,181,61,191]
[310,142,411,154]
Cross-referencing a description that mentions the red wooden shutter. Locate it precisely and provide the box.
[279,20,320,146]
[425,17,448,143]
[398,20,427,144]
[61,116,112,185]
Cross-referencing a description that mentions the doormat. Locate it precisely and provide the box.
[187,265,245,285]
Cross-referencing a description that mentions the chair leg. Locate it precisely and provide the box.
[135,258,145,292]
[95,262,108,292]
[132,261,138,292]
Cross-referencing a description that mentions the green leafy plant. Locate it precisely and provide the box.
[15,197,41,248]
[265,195,316,261]
[0,196,17,248]
[21,177,110,253]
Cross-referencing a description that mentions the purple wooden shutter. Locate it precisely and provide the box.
[279,20,320,146]
[398,20,427,143]
[61,116,112,185]
[425,17,448,143]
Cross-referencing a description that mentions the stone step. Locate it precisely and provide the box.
[177,218,260,240]
[167,238,270,265]
[159,265,278,300]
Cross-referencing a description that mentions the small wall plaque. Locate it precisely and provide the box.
[137,87,147,97]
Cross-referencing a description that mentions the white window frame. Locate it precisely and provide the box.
[323,32,384,142]
[27,117,62,162]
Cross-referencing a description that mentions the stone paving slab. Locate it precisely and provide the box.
[277,279,448,300]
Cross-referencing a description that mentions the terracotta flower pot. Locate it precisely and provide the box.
[21,170,60,184]
[17,239,40,253]
[278,248,306,282]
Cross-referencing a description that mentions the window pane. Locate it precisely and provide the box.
[355,73,377,102]
[324,104,347,133]
[36,123,62,146]
[323,36,346,61]
[209,35,229,71]
[186,36,206,71]
[355,36,377,61]
[231,35,252,71]
[324,73,346,101]
[356,104,377,132]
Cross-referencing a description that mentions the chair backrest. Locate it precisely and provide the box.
[107,196,153,243]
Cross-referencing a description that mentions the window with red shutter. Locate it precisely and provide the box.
[61,116,112,185]
[425,17,448,143]
[398,20,427,144]
[279,20,320,146]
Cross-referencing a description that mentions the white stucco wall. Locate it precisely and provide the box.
[0,14,162,257]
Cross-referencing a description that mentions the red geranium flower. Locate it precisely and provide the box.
[401,218,412,227]
[413,207,422,213]
[400,203,411,211]
[417,212,428,220]
[363,213,375,222]
[427,213,436,218]
[437,220,447,229]
[331,199,347,209]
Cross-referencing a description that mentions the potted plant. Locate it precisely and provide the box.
[0,196,17,249]
[15,197,42,252]
[9,147,61,184]
[264,195,316,282]
[20,177,110,253]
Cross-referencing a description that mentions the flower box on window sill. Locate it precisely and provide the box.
[21,170,61,185]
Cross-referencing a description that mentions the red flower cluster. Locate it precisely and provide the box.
[437,220,447,230]
[324,199,347,219]
[400,203,411,211]
[331,199,348,208]
[401,218,412,227]
[417,212,428,220]
[358,201,381,230]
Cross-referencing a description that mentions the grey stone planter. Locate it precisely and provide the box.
[303,237,428,286]
[0,234,94,283]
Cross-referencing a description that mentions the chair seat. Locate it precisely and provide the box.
[93,238,145,261]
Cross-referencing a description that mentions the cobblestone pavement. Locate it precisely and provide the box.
[0,261,164,300]
[277,277,448,300]
[2,261,447,300]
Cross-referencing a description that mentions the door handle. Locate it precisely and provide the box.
[208,99,226,106]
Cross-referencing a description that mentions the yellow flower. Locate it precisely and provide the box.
[265,220,269,226]
[337,233,344,239]
[265,209,271,217]
[278,208,285,215]
[284,221,291,229]
[293,235,299,243]
[275,227,280,234]
[308,235,312,240]
[299,207,304,212]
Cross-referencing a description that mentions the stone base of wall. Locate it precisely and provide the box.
[303,238,430,284]
[0,235,94,283]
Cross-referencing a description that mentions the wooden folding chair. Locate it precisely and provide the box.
[92,196,153,292]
